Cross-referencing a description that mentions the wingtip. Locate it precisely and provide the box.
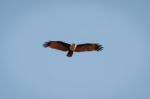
[43,41,51,48]
[96,43,103,51]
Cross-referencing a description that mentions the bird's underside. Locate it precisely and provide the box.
[43,41,103,57]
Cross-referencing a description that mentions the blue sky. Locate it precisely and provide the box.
[1,0,150,99]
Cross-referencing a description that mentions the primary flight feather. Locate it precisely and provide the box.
[43,41,103,57]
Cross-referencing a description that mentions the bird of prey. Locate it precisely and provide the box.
[43,41,103,57]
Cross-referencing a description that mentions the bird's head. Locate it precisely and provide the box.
[70,43,77,51]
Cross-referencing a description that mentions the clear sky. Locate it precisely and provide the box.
[1,0,150,99]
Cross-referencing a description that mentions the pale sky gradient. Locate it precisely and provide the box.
[1,0,150,99]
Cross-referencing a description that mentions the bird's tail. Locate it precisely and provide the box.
[43,41,51,48]
[67,50,73,57]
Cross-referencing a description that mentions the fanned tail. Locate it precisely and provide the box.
[67,50,73,57]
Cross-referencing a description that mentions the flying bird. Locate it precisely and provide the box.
[43,41,103,57]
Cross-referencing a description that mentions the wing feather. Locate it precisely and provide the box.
[43,41,70,51]
[75,43,103,52]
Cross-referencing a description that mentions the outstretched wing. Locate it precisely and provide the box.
[43,41,70,51]
[75,43,103,52]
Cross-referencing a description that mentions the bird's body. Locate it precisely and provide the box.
[67,43,77,57]
[43,41,103,57]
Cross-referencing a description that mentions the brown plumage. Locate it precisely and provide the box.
[43,41,103,57]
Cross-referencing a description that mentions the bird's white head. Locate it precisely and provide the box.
[70,43,77,51]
